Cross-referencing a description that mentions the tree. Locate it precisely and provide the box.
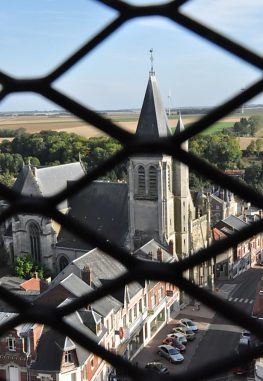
[14,255,51,279]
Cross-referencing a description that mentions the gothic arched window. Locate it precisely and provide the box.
[29,222,41,262]
[149,166,157,197]
[137,165,146,195]
[59,256,69,272]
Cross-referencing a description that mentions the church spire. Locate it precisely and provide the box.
[136,52,172,138]
[149,48,155,76]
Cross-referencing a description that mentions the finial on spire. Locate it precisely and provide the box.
[149,48,155,75]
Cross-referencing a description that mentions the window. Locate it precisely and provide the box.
[59,255,69,271]
[129,309,132,323]
[151,294,156,308]
[139,299,142,313]
[29,222,41,262]
[144,295,147,308]
[134,304,137,319]
[137,165,145,195]
[96,322,102,334]
[91,358,94,369]
[148,166,157,197]
[65,351,72,363]
[7,337,16,351]
[123,314,126,327]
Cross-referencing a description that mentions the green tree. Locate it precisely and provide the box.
[14,255,51,279]
[0,172,16,187]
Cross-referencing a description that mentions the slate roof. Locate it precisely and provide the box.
[52,248,142,305]
[13,162,85,210]
[30,327,67,371]
[13,165,41,196]
[134,239,177,262]
[136,73,172,138]
[31,307,101,371]
[0,312,35,335]
[217,215,249,232]
[57,181,128,250]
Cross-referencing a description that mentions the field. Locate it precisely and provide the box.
[1,111,263,145]
[0,113,242,139]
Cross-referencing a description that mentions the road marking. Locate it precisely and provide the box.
[234,298,238,302]
[229,297,233,301]
[244,299,249,303]
[239,298,244,302]
[249,300,253,304]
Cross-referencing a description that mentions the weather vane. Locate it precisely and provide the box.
[149,48,154,73]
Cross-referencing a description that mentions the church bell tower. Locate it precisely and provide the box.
[128,57,176,251]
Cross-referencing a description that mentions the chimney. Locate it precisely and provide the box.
[157,247,163,262]
[33,272,38,279]
[82,265,92,286]
[168,240,174,256]
[40,277,51,293]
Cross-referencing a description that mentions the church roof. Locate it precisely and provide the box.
[57,181,128,250]
[13,165,42,196]
[13,162,85,210]
[136,73,172,138]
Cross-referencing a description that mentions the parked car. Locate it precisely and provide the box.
[162,337,186,353]
[240,330,251,342]
[180,318,198,333]
[232,341,252,375]
[167,332,187,345]
[172,326,196,341]
[145,362,169,375]
[157,345,184,364]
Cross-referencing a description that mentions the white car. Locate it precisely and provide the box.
[172,326,196,341]
[157,344,184,364]
[167,332,187,345]
[180,318,198,333]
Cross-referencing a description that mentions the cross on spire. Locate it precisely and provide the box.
[149,48,155,75]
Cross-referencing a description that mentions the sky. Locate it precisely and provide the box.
[0,0,262,112]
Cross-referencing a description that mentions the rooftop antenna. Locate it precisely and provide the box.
[149,48,154,75]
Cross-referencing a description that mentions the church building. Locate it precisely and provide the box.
[2,68,214,289]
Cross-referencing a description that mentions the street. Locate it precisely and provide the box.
[134,267,263,380]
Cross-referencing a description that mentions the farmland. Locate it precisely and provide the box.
[1,110,263,150]
[0,112,242,139]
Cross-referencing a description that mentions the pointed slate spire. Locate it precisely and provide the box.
[175,111,184,134]
[175,112,188,150]
[136,72,172,138]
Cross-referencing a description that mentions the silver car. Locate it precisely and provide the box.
[180,318,198,333]
[157,344,184,364]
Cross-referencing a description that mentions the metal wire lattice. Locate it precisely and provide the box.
[0,1,263,380]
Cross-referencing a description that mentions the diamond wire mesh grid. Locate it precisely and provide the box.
[0,0,263,380]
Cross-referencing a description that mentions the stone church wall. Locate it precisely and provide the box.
[192,215,208,253]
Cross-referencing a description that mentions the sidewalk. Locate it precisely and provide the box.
[176,303,215,322]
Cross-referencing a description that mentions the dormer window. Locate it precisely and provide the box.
[96,322,102,335]
[64,351,72,363]
[7,337,16,351]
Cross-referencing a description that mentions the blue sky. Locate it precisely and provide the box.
[0,0,262,111]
